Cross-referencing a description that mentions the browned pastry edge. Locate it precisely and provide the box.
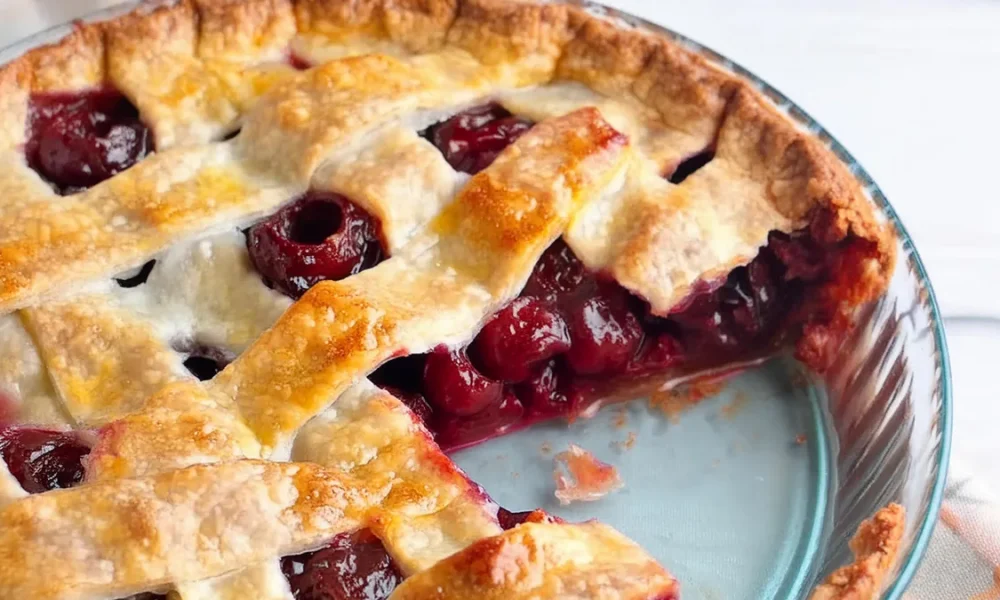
[809,503,906,600]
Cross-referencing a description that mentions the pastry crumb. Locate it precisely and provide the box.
[649,379,727,422]
[540,442,552,455]
[553,444,623,506]
[720,391,747,419]
[611,431,637,452]
[612,406,628,429]
[794,433,808,445]
[808,504,904,600]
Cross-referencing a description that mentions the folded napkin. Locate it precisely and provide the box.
[908,460,1000,599]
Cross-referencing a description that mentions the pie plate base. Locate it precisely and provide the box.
[454,358,831,600]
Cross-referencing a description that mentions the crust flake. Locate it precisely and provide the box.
[809,504,905,600]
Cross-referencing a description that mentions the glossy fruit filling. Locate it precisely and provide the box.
[370,231,838,451]
[369,103,858,452]
[420,102,534,174]
[246,192,387,298]
[26,90,152,194]
[172,341,235,381]
[0,427,90,494]
[281,529,403,600]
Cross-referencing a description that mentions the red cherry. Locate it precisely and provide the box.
[522,239,588,300]
[515,360,581,418]
[768,230,828,281]
[563,286,643,376]
[434,390,524,452]
[497,507,535,530]
[281,529,402,600]
[380,385,434,425]
[496,507,563,530]
[246,192,386,298]
[471,297,571,383]
[627,332,684,374]
[422,348,502,416]
[27,91,152,194]
[422,103,534,174]
[0,427,90,493]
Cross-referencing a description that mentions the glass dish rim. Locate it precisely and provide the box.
[0,1,954,597]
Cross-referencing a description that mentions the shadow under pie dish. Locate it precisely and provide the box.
[0,0,942,598]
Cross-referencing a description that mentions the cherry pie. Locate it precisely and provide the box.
[0,1,904,598]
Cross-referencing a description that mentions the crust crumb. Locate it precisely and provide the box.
[794,433,808,445]
[809,504,905,600]
[612,431,637,452]
[612,405,629,429]
[649,379,727,422]
[553,444,623,505]
[720,390,747,419]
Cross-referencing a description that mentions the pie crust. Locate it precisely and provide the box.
[0,1,902,599]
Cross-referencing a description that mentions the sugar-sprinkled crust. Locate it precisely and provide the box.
[0,1,902,598]
[0,460,368,600]
[390,520,679,599]
[209,107,628,451]
[0,0,893,317]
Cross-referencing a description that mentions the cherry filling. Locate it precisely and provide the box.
[246,192,387,298]
[26,90,152,194]
[115,260,157,288]
[373,226,854,452]
[281,529,403,600]
[0,427,90,493]
[421,102,534,174]
[172,341,235,381]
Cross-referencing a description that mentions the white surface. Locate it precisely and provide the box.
[1,0,998,593]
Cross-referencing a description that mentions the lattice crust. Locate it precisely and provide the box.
[293,380,504,574]
[0,0,902,599]
[390,521,680,599]
[0,460,369,600]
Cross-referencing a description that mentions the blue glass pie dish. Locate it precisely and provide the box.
[0,2,952,598]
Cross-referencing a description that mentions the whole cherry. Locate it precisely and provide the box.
[422,348,502,416]
[471,296,571,383]
[563,285,643,376]
[246,192,385,298]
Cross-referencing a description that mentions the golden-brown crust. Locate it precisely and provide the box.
[448,0,574,68]
[195,0,297,60]
[209,108,628,451]
[20,296,191,426]
[21,23,106,92]
[294,381,503,574]
[809,503,905,600]
[0,460,368,600]
[390,521,679,600]
[0,0,895,320]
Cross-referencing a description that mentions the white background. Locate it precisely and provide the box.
[2,0,999,591]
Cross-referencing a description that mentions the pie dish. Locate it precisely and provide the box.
[0,0,911,598]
